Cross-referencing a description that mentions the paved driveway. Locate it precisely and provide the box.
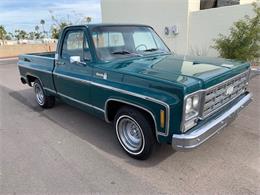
[0,58,259,194]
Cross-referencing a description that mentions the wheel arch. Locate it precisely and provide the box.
[104,98,159,142]
[26,74,42,87]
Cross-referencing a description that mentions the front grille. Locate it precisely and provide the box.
[202,70,249,118]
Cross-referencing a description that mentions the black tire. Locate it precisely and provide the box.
[114,106,156,160]
[33,79,55,108]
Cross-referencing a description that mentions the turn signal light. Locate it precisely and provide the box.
[160,110,165,128]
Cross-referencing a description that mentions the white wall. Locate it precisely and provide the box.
[101,0,258,56]
[101,0,198,54]
[188,3,257,57]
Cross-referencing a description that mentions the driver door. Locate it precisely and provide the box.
[53,28,93,107]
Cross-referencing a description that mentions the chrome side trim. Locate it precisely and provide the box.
[54,72,92,84]
[43,87,57,94]
[53,72,170,136]
[57,92,105,113]
[18,64,52,74]
[20,67,170,136]
[91,82,170,136]
[105,98,160,141]
[172,93,252,150]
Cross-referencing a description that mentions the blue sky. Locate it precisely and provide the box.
[0,0,101,33]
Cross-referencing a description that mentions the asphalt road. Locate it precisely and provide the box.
[0,58,259,194]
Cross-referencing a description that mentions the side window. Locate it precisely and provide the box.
[92,32,125,48]
[133,32,157,50]
[61,31,91,61]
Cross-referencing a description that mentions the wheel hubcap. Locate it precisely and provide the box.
[34,83,44,105]
[117,116,143,152]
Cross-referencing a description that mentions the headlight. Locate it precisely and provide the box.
[185,97,192,113]
[193,95,199,108]
[182,93,201,132]
[184,95,200,120]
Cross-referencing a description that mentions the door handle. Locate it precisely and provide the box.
[24,57,31,62]
[56,61,65,66]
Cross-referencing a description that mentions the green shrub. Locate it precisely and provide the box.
[213,2,260,63]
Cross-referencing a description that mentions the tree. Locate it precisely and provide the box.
[51,22,69,39]
[85,16,92,23]
[35,25,40,33]
[14,29,28,43]
[49,10,92,39]
[0,25,7,45]
[213,2,260,62]
[5,32,13,40]
[33,25,43,40]
[40,19,46,38]
[28,32,35,40]
[35,32,43,40]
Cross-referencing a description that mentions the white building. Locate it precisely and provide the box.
[101,0,257,57]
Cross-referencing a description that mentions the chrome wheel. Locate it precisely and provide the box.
[116,115,145,154]
[34,82,45,106]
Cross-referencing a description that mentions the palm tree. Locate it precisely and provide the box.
[85,16,92,24]
[40,19,46,38]
[35,25,39,33]
[34,25,41,40]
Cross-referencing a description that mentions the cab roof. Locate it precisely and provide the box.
[64,23,153,30]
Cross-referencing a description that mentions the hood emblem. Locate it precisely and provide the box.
[226,86,234,95]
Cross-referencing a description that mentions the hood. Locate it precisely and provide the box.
[108,54,250,91]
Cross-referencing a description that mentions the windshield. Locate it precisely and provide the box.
[91,26,170,61]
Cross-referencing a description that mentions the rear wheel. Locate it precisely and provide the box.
[34,79,55,108]
[114,106,155,160]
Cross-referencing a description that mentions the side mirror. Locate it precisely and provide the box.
[70,56,87,66]
[70,56,81,64]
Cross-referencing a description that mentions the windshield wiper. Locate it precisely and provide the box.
[112,50,142,56]
[143,48,159,52]
[144,48,170,54]
[112,50,132,55]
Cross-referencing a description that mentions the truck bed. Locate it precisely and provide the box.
[25,52,56,58]
[18,52,56,93]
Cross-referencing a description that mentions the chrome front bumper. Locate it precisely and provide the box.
[172,93,252,150]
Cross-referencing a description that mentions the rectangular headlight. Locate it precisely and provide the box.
[182,92,202,132]
[185,94,200,120]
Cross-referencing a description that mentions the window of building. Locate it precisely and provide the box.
[200,0,240,10]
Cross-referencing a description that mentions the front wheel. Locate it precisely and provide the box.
[114,107,155,160]
[34,79,55,108]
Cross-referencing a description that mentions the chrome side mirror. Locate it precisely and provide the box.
[70,56,87,66]
[70,56,81,64]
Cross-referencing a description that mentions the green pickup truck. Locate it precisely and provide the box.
[18,24,252,159]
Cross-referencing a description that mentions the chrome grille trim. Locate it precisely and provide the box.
[200,70,250,119]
